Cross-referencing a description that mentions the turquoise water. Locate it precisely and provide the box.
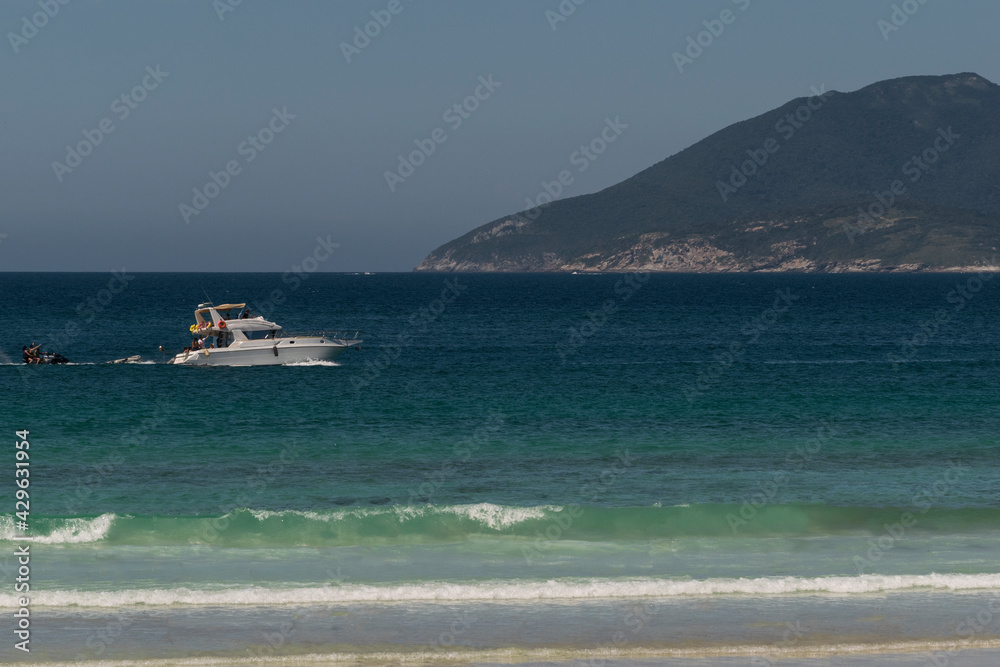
[1,273,999,664]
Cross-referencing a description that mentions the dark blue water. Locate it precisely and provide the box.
[1,272,999,663]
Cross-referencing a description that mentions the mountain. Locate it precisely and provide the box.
[415,73,1000,272]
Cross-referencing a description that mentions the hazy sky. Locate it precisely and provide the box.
[1,0,998,272]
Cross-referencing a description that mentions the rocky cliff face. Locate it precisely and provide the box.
[415,218,999,273]
[416,73,1000,273]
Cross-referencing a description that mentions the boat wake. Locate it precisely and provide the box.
[282,359,341,367]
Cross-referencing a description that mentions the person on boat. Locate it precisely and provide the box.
[22,346,30,364]
[240,308,250,319]
[28,343,42,363]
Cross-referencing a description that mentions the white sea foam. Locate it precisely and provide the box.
[9,573,1000,608]
[38,513,117,543]
[5,639,1000,667]
[0,513,115,544]
[442,503,557,529]
[9,640,1000,667]
[241,503,558,529]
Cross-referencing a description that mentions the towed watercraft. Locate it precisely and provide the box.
[107,355,142,364]
[165,302,361,366]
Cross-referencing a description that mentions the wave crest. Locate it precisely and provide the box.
[6,573,1000,608]
[4,504,1000,547]
[0,513,116,544]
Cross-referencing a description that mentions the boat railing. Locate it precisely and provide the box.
[280,330,363,341]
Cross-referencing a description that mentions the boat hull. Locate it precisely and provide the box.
[167,337,355,366]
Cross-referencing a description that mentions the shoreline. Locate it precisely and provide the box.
[412,265,1000,274]
[8,592,1000,664]
[6,641,1000,666]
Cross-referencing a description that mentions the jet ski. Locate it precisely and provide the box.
[39,352,70,364]
[22,347,70,364]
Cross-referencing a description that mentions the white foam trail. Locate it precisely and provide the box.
[763,359,870,364]
[282,359,341,366]
[0,361,95,365]
[0,513,115,544]
[9,573,1000,608]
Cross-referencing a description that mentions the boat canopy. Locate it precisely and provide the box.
[193,303,249,326]
[195,303,246,315]
[225,320,279,332]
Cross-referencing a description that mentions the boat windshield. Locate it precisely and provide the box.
[243,329,282,340]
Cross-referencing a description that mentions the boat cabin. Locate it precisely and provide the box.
[189,303,282,349]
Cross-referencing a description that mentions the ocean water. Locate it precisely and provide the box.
[1,272,999,665]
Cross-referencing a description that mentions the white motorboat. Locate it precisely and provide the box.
[166,303,361,366]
